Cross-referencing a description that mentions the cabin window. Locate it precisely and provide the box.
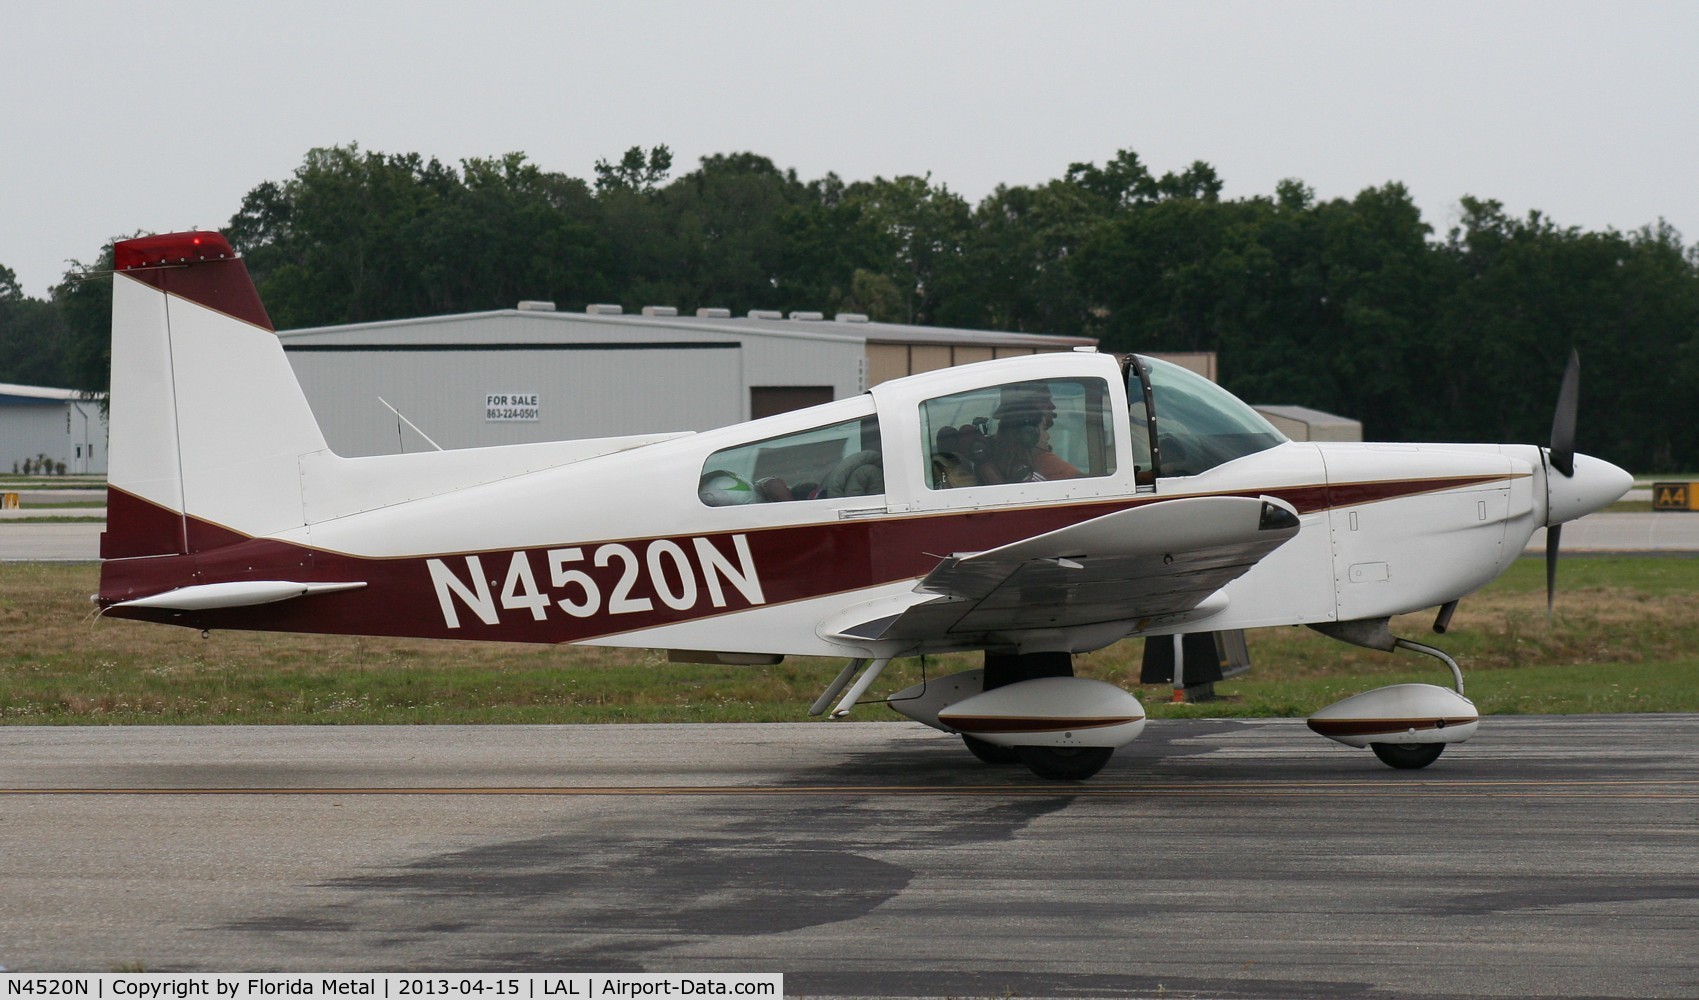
[921,377,1117,489]
[699,415,883,505]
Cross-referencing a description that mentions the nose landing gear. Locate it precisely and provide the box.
[1307,619,1480,770]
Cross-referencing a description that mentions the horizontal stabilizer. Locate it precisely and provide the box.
[109,580,367,612]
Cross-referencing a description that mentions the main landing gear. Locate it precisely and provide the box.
[1371,742,1446,769]
[963,735,1116,780]
[839,650,1147,781]
[968,651,1118,780]
[961,734,1020,765]
[962,732,1113,781]
[1013,745,1117,780]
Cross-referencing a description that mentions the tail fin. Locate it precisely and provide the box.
[103,231,327,558]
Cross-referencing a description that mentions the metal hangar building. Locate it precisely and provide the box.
[0,382,108,475]
[279,304,1097,458]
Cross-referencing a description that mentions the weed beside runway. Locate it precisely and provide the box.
[3,558,1697,725]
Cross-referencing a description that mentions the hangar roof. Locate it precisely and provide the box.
[278,306,1097,351]
[0,383,82,405]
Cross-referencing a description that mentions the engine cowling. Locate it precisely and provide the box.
[1307,683,1479,748]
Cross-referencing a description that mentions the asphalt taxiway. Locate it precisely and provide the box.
[2,717,1696,997]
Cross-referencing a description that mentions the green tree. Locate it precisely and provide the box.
[1073,192,1251,352]
[0,265,72,387]
[957,179,1100,334]
[769,172,886,317]
[843,174,972,326]
[594,145,673,194]
[56,245,120,397]
[228,145,609,327]
[1434,203,1699,467]
[51,141,1699,468]
[228,144,459,327]
[1240,182,1439,440]
[639,152,814,314]
[1074,174,1445,440]
[402,152,610,315]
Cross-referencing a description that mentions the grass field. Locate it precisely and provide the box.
[1,557,1695,725]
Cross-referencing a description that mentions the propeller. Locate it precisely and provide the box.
[1546,350,1580,617]
[1549,351,1579,477]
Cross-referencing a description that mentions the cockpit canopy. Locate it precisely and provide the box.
[694,351,1287,509]
[1129,355,1285,478]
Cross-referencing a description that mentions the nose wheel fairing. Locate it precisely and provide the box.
[1306,619,1480,769]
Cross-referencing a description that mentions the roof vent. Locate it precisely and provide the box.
[586,304,624,315]
[517,300,556,312]
[748,309,783,320]
[641,306,679,317]
[696,307,732,319]
[789,311,825,321]
[835,312,870,324]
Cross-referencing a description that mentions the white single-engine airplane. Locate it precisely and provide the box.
[96,231,1632,779]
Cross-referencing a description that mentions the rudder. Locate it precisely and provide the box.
[103,231,328,559]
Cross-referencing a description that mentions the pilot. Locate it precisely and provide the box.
[979,384,1080,484]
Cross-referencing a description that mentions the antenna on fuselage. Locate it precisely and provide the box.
[377,396,445,453]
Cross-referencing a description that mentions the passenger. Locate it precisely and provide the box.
[701,471,805,504]
[931,425,984,489]
[821,417,885,497]
[822,448,884,497]
[753,476,793,502]
[699,470,759,506]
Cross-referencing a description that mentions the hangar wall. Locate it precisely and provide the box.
[285,341,753,455]
[1254,404,1364,442]
[280,306,1090,458]
[0,384,107,474]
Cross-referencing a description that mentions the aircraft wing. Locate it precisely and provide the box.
[821,495,1300,646]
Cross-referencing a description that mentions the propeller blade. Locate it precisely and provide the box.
[1546,523,1562,619]
[1549,350,1579,477]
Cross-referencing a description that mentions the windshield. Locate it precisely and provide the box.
[1135,356,1285,477]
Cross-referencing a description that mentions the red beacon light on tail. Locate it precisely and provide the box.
[109,230,272,331]
[113,231,236,270]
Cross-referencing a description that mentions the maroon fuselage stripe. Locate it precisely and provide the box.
[97,473,1516,644]
[1307,717,1479,738]
[938,715,1142,733]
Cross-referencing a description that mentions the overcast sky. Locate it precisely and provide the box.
[2,1,1694,298]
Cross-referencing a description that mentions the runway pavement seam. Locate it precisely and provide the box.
[3,779,1694,799]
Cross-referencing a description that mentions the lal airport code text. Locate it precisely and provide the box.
[0,977,781,1000]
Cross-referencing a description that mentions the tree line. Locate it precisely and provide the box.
[4,143,1696,469]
